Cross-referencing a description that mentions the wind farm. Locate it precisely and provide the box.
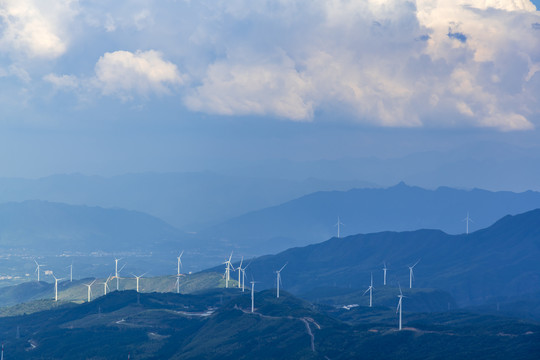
[1,0,540,357]
[0,207,538,359]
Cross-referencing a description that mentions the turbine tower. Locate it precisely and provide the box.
[51,273,63,302]
[114,258,125,291]
[237,257,244,288]
[132,273,147,293]
[34,259,45,282]
[177,251,184,276]
[275,263,288,298]
[250,280,258,313]
[363,273,374,307]
[408,259,420,289]
[175,275,181,294]
[84,280,96,302]
[239,259,251,292]
[68,263,73,282]
[335,217,344,238]
[463,212,474,234]
[101,275,112,296]
[397,285,404,330]
[383,262,388,286]
[223,252,234,288]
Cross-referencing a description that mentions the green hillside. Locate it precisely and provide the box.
[0,290,537,359]
[220,209,540,308]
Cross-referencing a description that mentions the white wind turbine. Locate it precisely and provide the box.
[84,280,96,302]
[51,273,63,302]
[239,259,251,292]
[237,257,244,288]
[177,251,184,276]
[223,252,234,288]
[34,259,45,282]
[335,217,344,238]
[383,262,388,286]
[114,258,125,291]
[132,272,147,293]
[250,280,259,313]
[408,259,420,289]
[363,273,374,307]
[275,263,288,298]
[101,275,112,296]
[463,212,474,234]
[68,263,73,282]
[396,285,405,331]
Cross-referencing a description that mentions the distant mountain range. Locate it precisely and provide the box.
[222,208,540,307]
[0,172,373,230]
[203,183,540,254]
[0,200,187,253]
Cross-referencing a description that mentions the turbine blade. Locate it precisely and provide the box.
[363,288,370,296]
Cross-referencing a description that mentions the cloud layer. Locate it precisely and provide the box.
[1,0,539,130]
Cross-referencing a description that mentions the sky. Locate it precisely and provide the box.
[0,0,540,185]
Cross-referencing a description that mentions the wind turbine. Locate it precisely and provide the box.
[408,259,420,289]
[67,263,73,282]
[383,262,388,286]
[396,285,404,330]
[223,252,234,288]
[237,257,244,289]
[34,259,45,282]
[132,272,147,293]
[239,259,251,292]
[84,280,96,302]
[463,212,474,234]
[363,273,374,307]
[177,251,184,275]
[101,275,112,296]
[335,217,344,238]
[114,258,125,291]
[250,279,259,313]
[51,273,63,302]
[275,263,288,298]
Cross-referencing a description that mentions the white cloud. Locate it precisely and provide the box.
[0,0,77,59]
[43,73,79,89]
[185,52,313,120]
[93,50,184,99]
[181,0,540,130]
[3,0,539,131]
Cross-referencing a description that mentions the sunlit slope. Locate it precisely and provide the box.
[0,272,236,309]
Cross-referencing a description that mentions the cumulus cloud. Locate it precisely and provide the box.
[4,0,539,131]
[181,0,540,130]
[185,52,313,120]
[0,0,77,59]
[93,50,184,99]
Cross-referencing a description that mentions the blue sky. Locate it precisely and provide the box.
[0,1,540,185]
